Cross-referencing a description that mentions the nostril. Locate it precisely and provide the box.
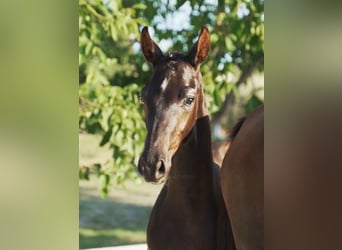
[156,160,165,176]
[137,158,145,175]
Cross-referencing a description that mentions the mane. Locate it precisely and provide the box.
[167,51,187,60]
[154,52,191,70]
[228,117,246,141]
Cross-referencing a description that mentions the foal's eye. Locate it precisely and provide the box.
[185,96,195,106]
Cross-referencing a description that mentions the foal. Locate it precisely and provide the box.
[138,27,235,250]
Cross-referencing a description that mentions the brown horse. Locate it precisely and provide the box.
[221,105,264,250]
[138,27,235,250]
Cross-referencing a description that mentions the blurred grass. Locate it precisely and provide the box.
[79,133,162,249]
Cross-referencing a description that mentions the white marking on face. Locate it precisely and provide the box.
[160,78,168,92]
[182,66,193,84]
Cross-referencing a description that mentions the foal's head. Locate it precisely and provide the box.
[138,26,210,184]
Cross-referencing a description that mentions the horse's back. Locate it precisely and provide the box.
[221,105,264,250]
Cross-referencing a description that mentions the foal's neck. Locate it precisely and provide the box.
[167,115,215,196]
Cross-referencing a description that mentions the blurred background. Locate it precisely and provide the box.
[79,0,263,248]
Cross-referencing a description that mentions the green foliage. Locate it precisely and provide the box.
[79,0,264,195]
[245,94,264,115]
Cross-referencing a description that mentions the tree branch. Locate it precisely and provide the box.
[211,56,263,126]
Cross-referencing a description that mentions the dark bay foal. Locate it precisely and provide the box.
[137,27,235,250]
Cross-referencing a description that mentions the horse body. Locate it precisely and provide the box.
[138,27,235,250]
[221,105,264,250]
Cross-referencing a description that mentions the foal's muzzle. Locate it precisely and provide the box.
[138,157,166,183]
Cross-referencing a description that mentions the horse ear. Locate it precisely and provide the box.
[188,26,210,67]
[141,27,163,65]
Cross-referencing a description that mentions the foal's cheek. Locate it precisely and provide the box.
[168,131,181,153]
[167,111,193,154]
[178,113,190,134]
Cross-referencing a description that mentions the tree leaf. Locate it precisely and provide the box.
[132,3,147,10]
[99,126,113,146]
